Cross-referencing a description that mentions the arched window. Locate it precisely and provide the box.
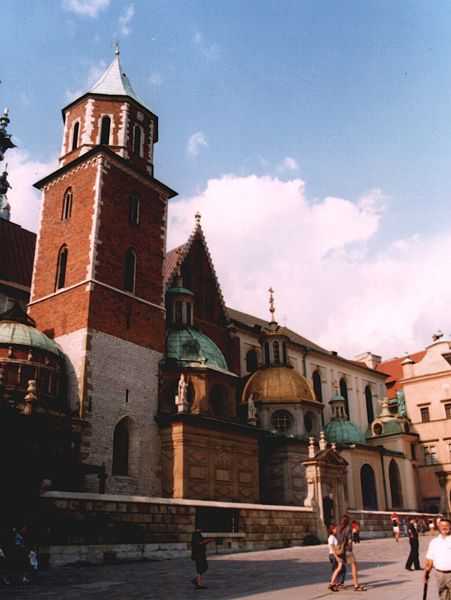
[129,194,140,225]
[112,418,129,476]
[100,115,111,145]
[365,385,375,425]
[389,459,403,508]
[312,370,323,403]
[339,377,350,418]
[71,121,80,151]
[272,409,293,433]
[55,245,68,290]
[264,342,270,367]
[124,248,136,293]
[246,349,258,373]
[132,124,142,156]
[273,341,280,364]
[210,384,228,418]
[61,188,73,220]
[360,464,378,510]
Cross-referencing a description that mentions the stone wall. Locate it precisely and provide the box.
[39,491,318,567]
[349,509,440,539]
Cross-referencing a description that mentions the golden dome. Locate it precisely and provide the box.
[242,366,316,404]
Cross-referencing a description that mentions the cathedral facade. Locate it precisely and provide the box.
[0,51,423,521]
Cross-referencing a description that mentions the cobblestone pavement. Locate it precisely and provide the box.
[1,536,440,600]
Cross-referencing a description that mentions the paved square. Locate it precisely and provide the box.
[2,536,440,599]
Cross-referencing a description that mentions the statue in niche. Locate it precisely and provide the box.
[175,373,189,413]
[247,393,257,425]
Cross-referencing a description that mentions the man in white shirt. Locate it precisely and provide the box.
[424,518,451,599]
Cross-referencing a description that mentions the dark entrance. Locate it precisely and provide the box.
[360,463,378,510]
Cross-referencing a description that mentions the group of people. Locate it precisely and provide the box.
[327,516,367,592]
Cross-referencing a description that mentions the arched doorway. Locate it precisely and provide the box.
[389,459,403,508]
[360,464,378,510]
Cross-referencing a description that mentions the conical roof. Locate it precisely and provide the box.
[88,48,143,106]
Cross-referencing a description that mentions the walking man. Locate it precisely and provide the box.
[424,518,451,599]
[405,518,421,571]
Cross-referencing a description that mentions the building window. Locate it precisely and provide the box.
[273,341,280,364]
[445,404,451,419]
[424,444,438,465]
[304,411,315,434]
[129,194,140,225]
[186,302,192,326]
[71,121,80,151]
[272,409,292,433]
[210,384,228,418]
[175,301,183,324]
[132,125,142,156]
[365,385,375,425]
[389,459,403,508]
[264,342,270,367]
[112,418,129,476]
[448,442,451,462]
[55,245,68,290]
[420,407,430,423]
[61,188,73,220]
[312,370,323,403]
[123,248,136,293]
[340,377,350,418]
[282,342,287,365]
[100,115,111,145]
[246,349,258,373]
[360,464,378,510]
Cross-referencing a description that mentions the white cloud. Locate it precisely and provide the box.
[118,4,135,36]
[65,60,106,103]
[167,174,451,359]
[5,149,57,232]
[193,31,220,61]
[277,156,299,172]
[148,72,162,87]
[62,0,110,18]
[187,131,208,157]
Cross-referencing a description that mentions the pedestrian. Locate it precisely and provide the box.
[405,518,421,571]
[391,512,400,542]
[424,518,451,599]
[328,524,346,589]
[329,514,367,592]
[191,528,213,590]
[351,520,361,544]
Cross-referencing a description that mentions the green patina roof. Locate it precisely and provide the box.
[0,321,60,356]
[166,327,228,371]
[166,286,194,296]
[325,419,365,445]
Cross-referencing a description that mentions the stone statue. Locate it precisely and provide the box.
[247,393,257,425]
[396,389,407,418]
[0,170,11,196]
[175,373,189,413]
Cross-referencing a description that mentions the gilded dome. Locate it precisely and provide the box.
[242,366,316,404]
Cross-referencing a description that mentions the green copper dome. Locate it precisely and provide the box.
[325,419,365,445]
[0,321,61,356]
[166,327,228,371]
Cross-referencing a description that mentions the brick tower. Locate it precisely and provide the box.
[29,48,176,495]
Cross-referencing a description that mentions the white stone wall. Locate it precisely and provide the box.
[55,327,88,413]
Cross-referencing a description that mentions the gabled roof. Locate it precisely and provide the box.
[378,351,426,398]
[89,50,143,105]
[0,218,36,289]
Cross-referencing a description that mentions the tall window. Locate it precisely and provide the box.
[273,341,280,364]
[340,377,350,418]
[175,301,183,324]
[360,464,378,510]
[132,125,142,156]
[246,349,258,373]
[124,248,136,293]
[424,444,438,465]
[61,188,73,220]
[129,194,140,225]
[420,407,430,423]
[71,121,80,151]
[186,302,193,326]
[210,384,228,418]
[282,342,287,365]
[365,385,375,425]
[312,370,323,403]
[112,418,129,476]
[389,459,403,508]
[100,115,111,145]
[55,245,68,290]
[264,342,270,367]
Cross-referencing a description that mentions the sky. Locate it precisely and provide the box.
[3,0,451,360]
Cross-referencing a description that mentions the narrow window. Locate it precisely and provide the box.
[186,302,192,326]
[175,301,183,324]
[55,245,68,290]
[112,418,129,476]
[282,342,287,365]
[124,248,136,293]
[264,342,270,367]
[61,188,73,221]
[246,349,258,373]
[133,125,142,156]
[420,407,430,423]
[71,121,80,151]
[312,370,323,403]
[340,377,350,418]
[273,341,280,364]
[100,115,111,145]
[129,194,140,225]
[365,385,375,425]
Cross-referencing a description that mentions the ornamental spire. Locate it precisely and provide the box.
[0,107,15,221]
[268,287,276,323]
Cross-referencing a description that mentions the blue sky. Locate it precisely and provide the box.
[4,1,451,357]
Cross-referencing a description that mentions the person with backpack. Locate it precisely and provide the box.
[329,515,367,592]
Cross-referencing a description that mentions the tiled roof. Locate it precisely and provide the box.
[0,218,36,289]
[378,351,426,398]
[163,245,185,284]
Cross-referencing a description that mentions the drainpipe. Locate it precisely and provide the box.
[380,450,389,510]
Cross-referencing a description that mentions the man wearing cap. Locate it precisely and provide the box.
[424,519,451,599]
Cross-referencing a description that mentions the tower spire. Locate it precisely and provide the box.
[0,108,15,221]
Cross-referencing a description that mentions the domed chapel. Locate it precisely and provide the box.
[0,50,421,528]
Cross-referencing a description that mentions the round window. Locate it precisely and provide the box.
[373,422,383,436]
[271,410,293,433]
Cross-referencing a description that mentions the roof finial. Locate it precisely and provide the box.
[195,211,201,226]
[114,41,120,56]
[268,287,276,322]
